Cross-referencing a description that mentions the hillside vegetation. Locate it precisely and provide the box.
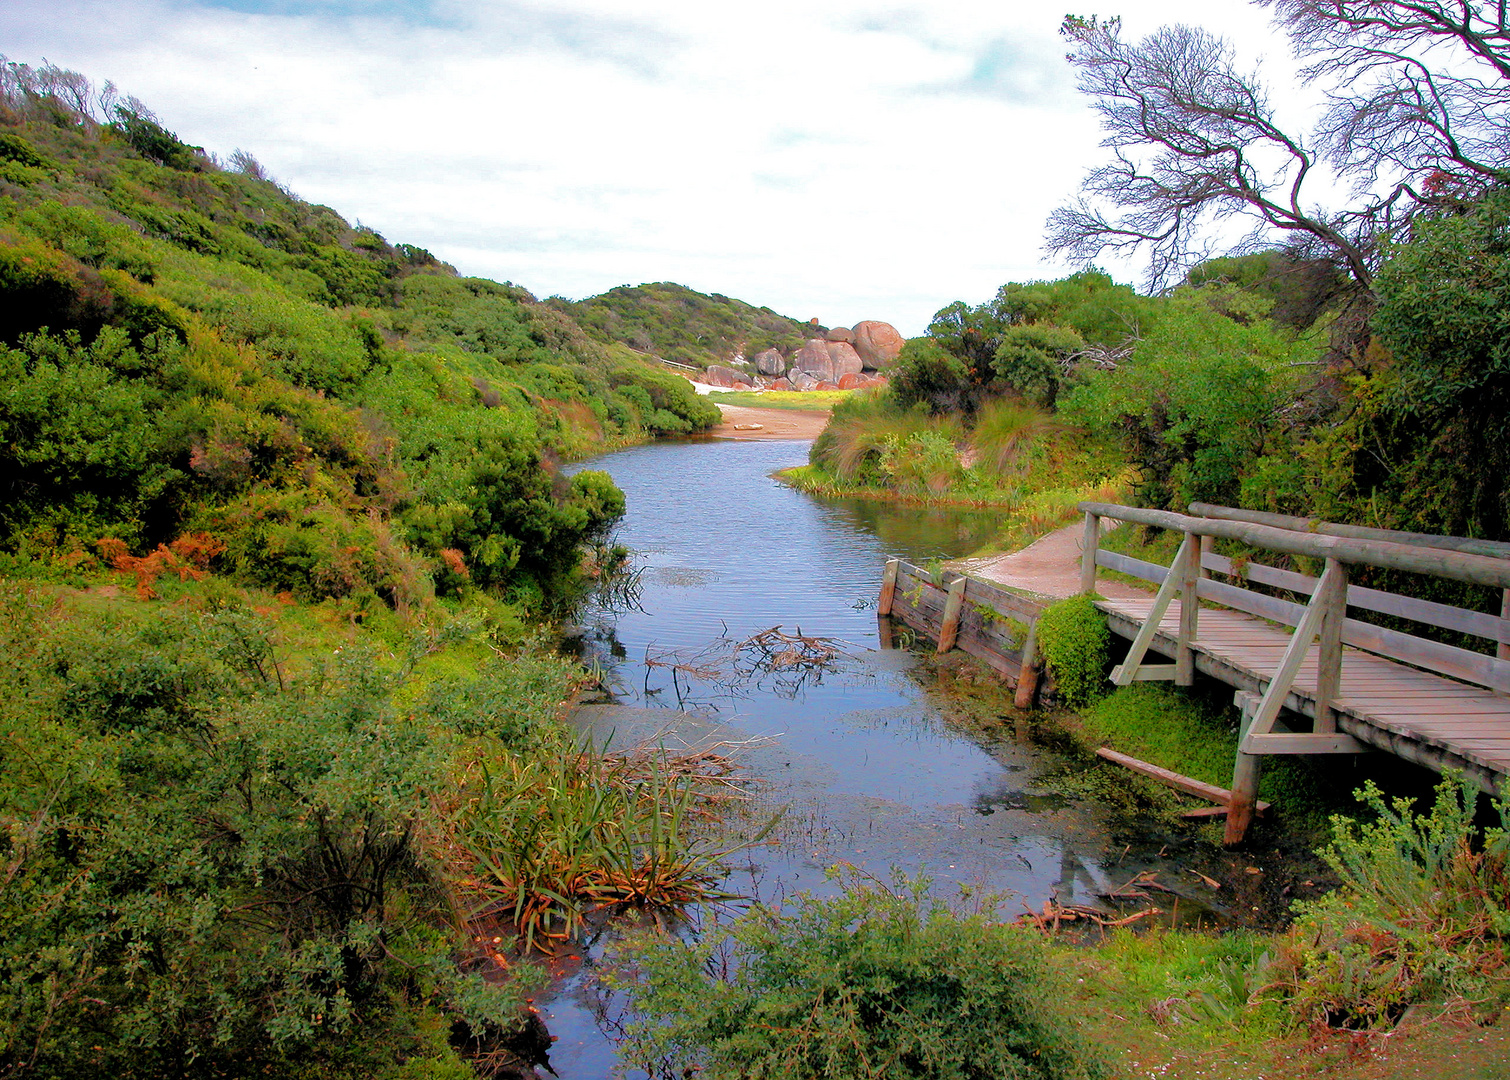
[0,59,720,612]
[551,280,812,369]
[0,60,738,1079]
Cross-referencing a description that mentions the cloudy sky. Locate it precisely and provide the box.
[3,0,1302,334]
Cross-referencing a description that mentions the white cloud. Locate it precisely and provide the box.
[2,0,1312,334]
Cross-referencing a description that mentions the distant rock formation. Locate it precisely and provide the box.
[701,319,903,392]
[853,321,904,370]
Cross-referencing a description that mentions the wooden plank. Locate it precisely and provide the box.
[1096,549,1169,584]
[1203,551,1504,642]
[1341,619,1510,693]
[1109,663,1179,682]
[1095,747,1268,809]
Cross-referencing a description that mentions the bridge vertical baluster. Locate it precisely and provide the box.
[1176,530,1200,686]
[1314,558,1348,732]
[1080,512,1101,595]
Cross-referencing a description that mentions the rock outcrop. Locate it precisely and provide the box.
[825,326,855,344]
[826,340,864,379]
[853,320,904,370]
[752,348,785,376]
[791,338,836,382]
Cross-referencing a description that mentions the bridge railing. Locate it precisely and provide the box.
[1076,500,1510,729]
[1078,501,1510,842]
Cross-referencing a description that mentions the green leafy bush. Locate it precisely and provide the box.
[1035,594,1110,709]
[613,873,1109,1080]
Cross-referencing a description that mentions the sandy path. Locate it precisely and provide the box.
[951,521,1151,601]
[708,404,830,441]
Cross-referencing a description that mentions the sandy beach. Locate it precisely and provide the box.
[708,404,830,440]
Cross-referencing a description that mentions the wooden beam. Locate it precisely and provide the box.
[1078,501,1510,590]
[937,576,967,653]
[1246,560,1345,738]
[1243,732,1369,754]
[1109,663,1179,682]
[1112,534,1194,686]
[878,558,900,617]
[1314,558,1346,732]
[1225,691,1265,848]
[1188,501,1510,561]
[1094,747,1268,810]
[1080,512,1100,594]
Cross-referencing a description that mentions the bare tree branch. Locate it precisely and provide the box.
[1048,18,1376,290]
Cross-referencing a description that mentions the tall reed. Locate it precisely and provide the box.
[446,742,773,952]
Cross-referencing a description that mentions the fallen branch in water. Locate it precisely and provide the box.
[1015,896,1164,932]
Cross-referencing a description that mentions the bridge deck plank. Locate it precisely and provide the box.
[1098,596,1510,780]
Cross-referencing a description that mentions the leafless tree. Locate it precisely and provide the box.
[1265,0,1510,190]
[1048,4,1510,291]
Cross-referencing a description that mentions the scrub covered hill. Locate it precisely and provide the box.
[553,280,813,370]
[0,59,720,611]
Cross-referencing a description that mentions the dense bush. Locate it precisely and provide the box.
[614,874,1109,1080]
[1035,593,1110,709]
[0,586,557,1078]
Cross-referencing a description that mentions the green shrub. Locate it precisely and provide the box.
[1035,594,1110,709]
[1269,773,1510,1029]
[613,873,1109,1080]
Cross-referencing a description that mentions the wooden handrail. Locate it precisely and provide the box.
[1077,501,1510,590]
[1188,502,1510,561]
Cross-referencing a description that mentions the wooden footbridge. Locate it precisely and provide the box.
[879,501,1510,845]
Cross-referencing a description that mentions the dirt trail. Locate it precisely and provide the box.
[951,521,1150,600]
[708,404,830,440]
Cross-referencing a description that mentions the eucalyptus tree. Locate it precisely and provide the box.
[1048,2,1510,292]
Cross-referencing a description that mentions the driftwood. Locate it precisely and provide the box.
[643,625,858,700]
[1015,895,1163,932]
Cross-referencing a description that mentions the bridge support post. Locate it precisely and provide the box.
[937,576,967,653]
[1225,691,1265,847]
[1014,621,1040,709]
[1080,512,1100,594]
[878,558,900,617]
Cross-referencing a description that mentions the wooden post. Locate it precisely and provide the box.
[878,558,900,617]
[1176,531,1200,686]
[1225,691,1264,847]
[937,576,967,653]
[1499,588,1510,663]
[1014,621,1040,709]
[1080,512,1101,594]
[1199,534,1214,579]
[1314,558,1348,732]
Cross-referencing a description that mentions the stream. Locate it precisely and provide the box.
[544,438,1190,1076]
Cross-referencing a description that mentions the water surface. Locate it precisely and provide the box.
[547,439,1122,1076]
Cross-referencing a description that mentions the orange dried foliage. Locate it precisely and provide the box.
[96,533,228,599]
[440,547,470,580]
